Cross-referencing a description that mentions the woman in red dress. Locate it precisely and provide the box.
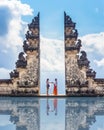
[53,78,58,95]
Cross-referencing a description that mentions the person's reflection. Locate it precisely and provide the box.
[46,98,50,115]
[53,98,57,115]
[46,98,58,115]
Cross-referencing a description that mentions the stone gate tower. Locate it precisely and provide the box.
[0,13,40,96]
[11,13,40,95]
[64,12,96,95]
[64,12,104,96]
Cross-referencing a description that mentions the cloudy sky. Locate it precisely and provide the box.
[0,0,104,94]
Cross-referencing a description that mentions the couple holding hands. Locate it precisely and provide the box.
[46,78,58,96]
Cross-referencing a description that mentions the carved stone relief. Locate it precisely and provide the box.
[66,56,86,86]
[18,57,39,87]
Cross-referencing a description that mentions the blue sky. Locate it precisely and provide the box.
[20,0,104,36]
[0,0,104,94]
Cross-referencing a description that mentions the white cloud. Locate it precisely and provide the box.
[80,32,104,77]
[40,33,104,77]
[94,59,104,67]
[40,36,65,72]
[0,68,10,78]
[0,0,33,16]
[0,0,33,78]
[0,0,33,54]
[0,0,33,57]
[80,32,104,56]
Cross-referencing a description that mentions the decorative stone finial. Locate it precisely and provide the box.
[16,52,27,68]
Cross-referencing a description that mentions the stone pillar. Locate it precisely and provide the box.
[64,12,86,95]
[20,13,40,95]
[10,13,40,95]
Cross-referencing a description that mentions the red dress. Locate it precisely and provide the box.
[53,84,57,95]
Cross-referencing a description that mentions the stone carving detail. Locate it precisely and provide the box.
[64,12,81,52]
[66,57,86,86]
[65,39,82,51]
[75,39,82,52]
[23,40,38,52]
[25,31,36,40]
[78,51,90,68]
[10,70,19,78]
[23,40,29,52]
[28,13,39,29]
[18,59,39,87]
[64,12,76,28]
[23,13,39,53]
[16,52,27,68]
[65,29,78,39]
[64,12,78,41]
[86,69,96,78]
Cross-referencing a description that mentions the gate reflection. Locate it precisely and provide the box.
[0,97,40,130]
[0,97,104,130]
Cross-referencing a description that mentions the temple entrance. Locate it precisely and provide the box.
[40,36,65,96]
[0,12,100,96]
[40,11,65,96]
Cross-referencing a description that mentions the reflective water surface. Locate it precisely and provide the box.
[0,97,104,130]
